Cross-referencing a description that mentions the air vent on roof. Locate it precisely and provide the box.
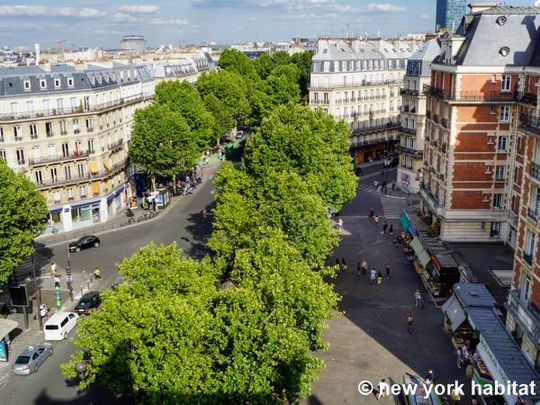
[499,46,510,57]
[496,16,507,26]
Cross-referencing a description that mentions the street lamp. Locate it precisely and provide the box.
[66,247,73,302]
[31,242,43,329]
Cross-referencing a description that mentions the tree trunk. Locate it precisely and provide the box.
[151,176,156,192]
[172,174,177,194]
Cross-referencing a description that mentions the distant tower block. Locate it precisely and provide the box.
[34,43,40,65]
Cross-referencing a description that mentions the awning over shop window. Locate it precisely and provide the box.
[410,237,431,267]
[408,224,417,238]
[400,213,410,230]
[88,161,99,174]
[441,296,467,332]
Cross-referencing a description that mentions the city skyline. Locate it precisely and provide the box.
[0,0,526,49]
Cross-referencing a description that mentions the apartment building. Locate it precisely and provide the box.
[0,63,154,234]
[309,38,421,163]
[398,39,440,193]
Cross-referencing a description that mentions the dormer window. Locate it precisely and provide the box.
[23,80,31,90]
[67,77,74,87]
[54,78,61,88]
[39,79,47,89]
[499,47,510,57]
[496,16,507,26]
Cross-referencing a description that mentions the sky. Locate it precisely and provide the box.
[0,0,528,49]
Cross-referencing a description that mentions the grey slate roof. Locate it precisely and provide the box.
[406,39,440,77]
[0,63,152,97]
[452,6,540,66]
[453,283,497,308]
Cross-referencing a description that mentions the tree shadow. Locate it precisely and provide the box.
[183,201,216,259]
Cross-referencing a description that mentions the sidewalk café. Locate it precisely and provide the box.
[442,284,540,405]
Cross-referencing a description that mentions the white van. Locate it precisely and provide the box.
[43,312,79,340]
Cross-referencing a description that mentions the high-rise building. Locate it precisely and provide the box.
[397,39,440,193]
[419,3,540,370]
[435,0,467,31]
[120,35,146,52]
[309,38,421,163]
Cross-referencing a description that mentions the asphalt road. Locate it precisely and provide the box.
[2,174,216,405]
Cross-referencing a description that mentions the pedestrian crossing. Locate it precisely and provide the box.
[381,197,406,219]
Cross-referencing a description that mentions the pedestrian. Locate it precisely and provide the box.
[471,396,479,405]
[385,262,391,279]
[406,313,415,334]
[461,344,469,362]
[382,221,388,234]
[456,348,463,369]
[414,289,423,309]
[39,303,47,321]
[376,378,387,400]
[374,215,379,225]
[369,208,374,218]
[93,267,102,279]
[54,275,61,289]
[341,257,348,271]
[335,257,340,269]
[389,224,394,235]
[392,179,396,191]
[370,268,377,285]
[377,270,384,285]
[337,217,343,231]
[356,262,362,277]
[50,262,57,277]
[425,369,434,384]
[361,259,368,275]
[465,363,474,378]
[450,387,461,405]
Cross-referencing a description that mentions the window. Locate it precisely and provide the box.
[23,80,31,90]
[501,75,511,91]
[35,170,43,185]
[53,191,61,203]
[80,185,88,197]
[0,150,6,161]
[29,124,38,139]
[497,136,508,151]
[495,165,505,180]
[500,106,511,122]
[73,119,80,134]
[67,188,75,200]
[50,168,58,183]
[87,139,94,154]
[524,231,536,266]
[492,193,503,209]
[0,127,3,142]
[54,78,61,88]
[67,77,74,87]
[86,118,94,132]
[77,163,85,177]
[62,143,69,158]
[16,149,25,165]
[14,125,22,141]
[45,122,53,137]
[490,222,501,237]
[39,79,47,89]
[521,274,531,302]
[64,166,71,180]
[60,120,67,135]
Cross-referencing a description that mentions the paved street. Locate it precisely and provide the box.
[307,170,463,404]
[0,165,217,405]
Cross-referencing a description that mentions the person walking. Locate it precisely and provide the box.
[456,348,463,369]
[414,290,423,309]
[54,275,61,289]
[369,208,374,218]
[337,217,343,231]
[356,262,362,277]
[385,262,391,280]
[377,270,384,285]
[406,313,415,334]
[50,262,57,277]
[389,224,394,235]
[93,267,102,279]
[369,268,377,285]
[39,303,48,321]
[374,215,379,226]
[361,259,368,275]
[425,369,434,384]
[341,257,348,271]
[382,221,388,234]
[450,388,461,405]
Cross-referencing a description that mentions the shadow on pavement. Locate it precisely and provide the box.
[184,201,216,259]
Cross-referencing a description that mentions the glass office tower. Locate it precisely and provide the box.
[435,0,467,31]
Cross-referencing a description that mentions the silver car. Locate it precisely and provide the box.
[12,344,53,375]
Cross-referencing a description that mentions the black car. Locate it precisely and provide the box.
[68,235,100,253]
[74,292,101,315]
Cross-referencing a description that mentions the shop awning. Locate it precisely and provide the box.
[71,198,101,209]
[107,183,125,201]
[441,296,467,332]
[0,319,18,338]
[410,237,431,267]
[88,161,99,174]
[400,213,410,231]
[407,224,418,237]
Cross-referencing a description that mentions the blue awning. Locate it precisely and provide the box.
[408,223,418,237]
[49,207,62,214]
[107,184,126,202]
[71,199,101,209]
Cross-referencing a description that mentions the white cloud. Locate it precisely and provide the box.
[118,4,160,14]
[420,14,430,19]
[367,3,405,12]
[111,13,187,26]
[0,5,105,18]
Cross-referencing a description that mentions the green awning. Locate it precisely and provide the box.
[400,213,410,230]
[410,237,431,267]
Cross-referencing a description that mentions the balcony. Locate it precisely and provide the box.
[400,126,416,135]
[351,121,400,135]
[516,92,538,107]
[519,113,540,136]
[108,139,124,153]
[524,252,533,266]
[0,93,146,122]
[530,162,540,181]
[441,118,449,129]
[36,162,125,190]
[400,88,419,96]
[507,289,540,344]
[423,85,517,103]
[432,114,439,124]
[399,145,424,158]
[426,110,431,119]
[527,207,539,222]
[29,150,90,166]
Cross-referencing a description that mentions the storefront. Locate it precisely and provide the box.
[107,184,128,217]
[0,319,18,362]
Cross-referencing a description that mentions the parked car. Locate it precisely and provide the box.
[12,344,53,375]
[68,235,100,253]
[44,312,79,340]
[74,291,101,315]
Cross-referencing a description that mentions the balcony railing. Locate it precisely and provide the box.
[519,113,540,136]
[351,122,400,135]
[400,146,423,158]
[527,207,539,221]
[29,150,90,166]
[426,110,431,119]
[0,93,145,121]
[530,162,540,181]
[524,252,533,266]
[400,88,419,96]
[516,92,538,106]
[433,114,439,124]
[400,126,416,135]
[36,161,125,190]
[108,139,124,152]
[507,289,540,342]
[441,118,449,129]
[423,85,517,102]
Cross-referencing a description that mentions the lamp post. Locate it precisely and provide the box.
[31,242,43,329]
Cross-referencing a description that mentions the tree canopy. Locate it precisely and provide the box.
[0,161,48,285]
[129,105,200,190]
[153,81,215,149]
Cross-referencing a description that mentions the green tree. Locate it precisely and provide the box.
[63,243,337,404]
[264,64,301,107]
[153,81,215,150]
[252,53,274,80]
[218,48,259,81]
[0,161,48,285]
[290,51,315,98]
[129,105,199,191]
[197,70,251,132]
[202,93,235,142]
[243,104,357,209]
[270,51,291,67]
